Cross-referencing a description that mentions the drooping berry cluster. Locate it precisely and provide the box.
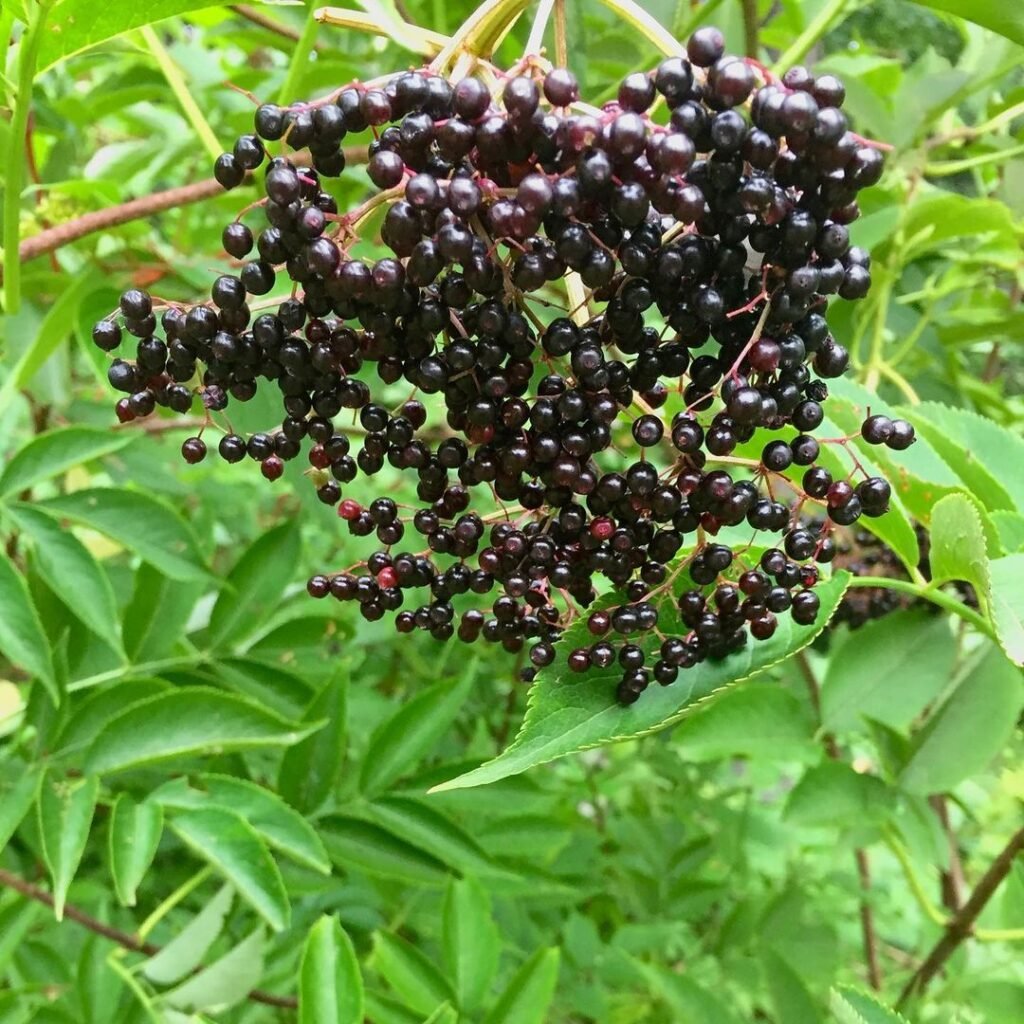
[92,27,912,704]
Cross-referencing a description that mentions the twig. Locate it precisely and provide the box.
[0,867,298,1009]
[930,795,965,913]
[231,4,323,48]
[797,651,882,991]
[897,827,1024,1007]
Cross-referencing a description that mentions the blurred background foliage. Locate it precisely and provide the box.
[0,1,1022,1022]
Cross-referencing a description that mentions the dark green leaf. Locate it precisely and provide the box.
[0,551,57,703]
[0,763,43,853]
[122,563,202,662]
[481,948,560,1024]
[299,916,364,1024]
[319,816,450,885]
[83,688,318,774]
[371,932,454,1017]
[0,428,133,498]
[38,773,99,920]
[108,795,163,906]
[434,573,849,791]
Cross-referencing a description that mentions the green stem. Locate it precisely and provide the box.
[3,0,55,315]
[847,577,994,639]
[68,655,206,694]
[771,0,850,73]
[429,0,533,74]
[925,142,1024,178]
[140,26,221,163]
[279,2,323,105]
[137,866,214,942]
[884,829,949,927]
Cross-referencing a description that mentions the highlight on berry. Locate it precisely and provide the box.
[91,25,911,706]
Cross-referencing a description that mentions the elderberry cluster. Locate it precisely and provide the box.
[91,26,913,705]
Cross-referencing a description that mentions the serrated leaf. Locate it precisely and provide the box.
[9,505,121,651]
[908,0,1024,47]
[0,428,134,498]
[109,795,163,906]
[0,551,57,703]
[83,688,319,774]
[169,808,290,931]
[163,926,265,1013]
[279,671,348,813]
[207,522,301,649]
[443,877,500,1013]
[830,985,911,1024]
[929,492,992,605]
[361,668,475,796]
[784,762,894,827]
[319,816,450,885]
[38,773,99,920]
[822,610,957,732]
[433,572,849,791]
[153,774,329,873]
[143,886,234,986]
[371,932,454,1017]
[900,642,1023,794]
[55,679,169,758]
[481,948,560,1024]
[990,553,1024,666]
[122,563,202,662]
[299,917,364,1024]
[36,488,209,582]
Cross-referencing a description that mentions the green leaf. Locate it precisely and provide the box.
[371,932,454,1017]
[299,917,364,1024]
[434,573,849,791]
[108,795,163,906]
[9,505,121,650]
[83,688,318,774]
[122,563,202,662]
[163,926,265,1013]
[0,763,43,853]
[36,1,237,73]
[821,610,957,732]
[906,402,1024,514]
[142,885,234,986]
[169,808,290,931]
[0,428,134,498]
[762,947,822,1024]
[830,985,911,1024]
[55,678,169,758]
[784,763,894,828]
[991,511,1024,554]
[361,668,475,796]
[481,948,560,1024]
[206,522,301,649]
[929,493,992,602]
[153,774,329,873]
[38,773,99,920]
[36,488,208,582]
[443,877,500,1014]
[279,671,348,813]
[674,685,818,763]
[638,965,744,1024]
[908,0,1024,47]
[0,551,57,703]
[319,816,450,885]
[990,554,1024,666]
[900,642,1023,794]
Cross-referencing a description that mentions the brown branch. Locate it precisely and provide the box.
[897,826,1024,1008]
[930,795,966,913]
[0,867,297,1009]
[740,0,759,57]
[797,651,882,991]
[230,4,325,49]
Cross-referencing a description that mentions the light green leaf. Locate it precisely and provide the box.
[900,642,1023,794]
[320,816,449,885]
[38,773,99,920]
[822,610,957,732]
[169,808,290,931]
[929,493,992,603]
[674,685,818,763]
[0,427,134,498]
[990,554,1024,666]
[143,886,234,986]
[163,926,265,1013]
[299,917,364,1024]
[361,668,475,797]
[279,671,348,813]
[84,688,318,774]
[108,795,163,906]
[207,522,301,649]
[434,573,849,791]
[9,505,121,650]
[0,763,43,853]
[443,877,500,1014]
[0,551,57,703]
[371,932,454,1017]
[991,511,1024,554]
[55,678,169,758]
[762,948,821,1024]
[830,985,911,1024]
[481,948,560,1024]
[784,763,894,828]
[908,0,1024,47]
[36,488,209,582]
[153,774,329,873]
[638,964,744,1024]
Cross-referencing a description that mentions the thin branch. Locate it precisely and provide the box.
[231,4,323,48]
[930,795,966,913]
[797,651,882,991]
[0,867,298,1009]
[897,827,1024,1008]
